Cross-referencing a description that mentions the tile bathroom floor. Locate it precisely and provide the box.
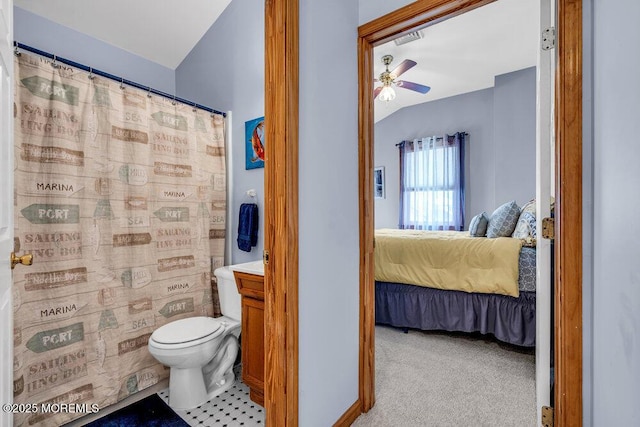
[157,366,265,427]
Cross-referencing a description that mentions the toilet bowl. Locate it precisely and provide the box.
[148,263,247,410]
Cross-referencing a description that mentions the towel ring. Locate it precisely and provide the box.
[244,189,257,202]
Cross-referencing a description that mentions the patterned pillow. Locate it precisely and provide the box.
[520,199,536,218]
[518,247,537,291]
[469,212,489,237]
[486,200,520,238]
[513,211,537,239]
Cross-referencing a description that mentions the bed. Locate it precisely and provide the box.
[374,229,536,347]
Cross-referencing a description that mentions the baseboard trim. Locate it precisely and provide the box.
[332,399,362,427]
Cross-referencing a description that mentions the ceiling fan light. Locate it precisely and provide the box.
[379,85,396,102]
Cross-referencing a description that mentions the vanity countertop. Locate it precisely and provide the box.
[230,260,264,276]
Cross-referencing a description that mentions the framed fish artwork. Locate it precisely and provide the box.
[245,116,265,170]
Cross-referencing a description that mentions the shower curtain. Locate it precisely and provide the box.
[12,52,226,426]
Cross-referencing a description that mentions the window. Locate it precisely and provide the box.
[399,133,465,230]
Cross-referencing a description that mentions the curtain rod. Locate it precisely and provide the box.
[14,42,226,117]
[395,132,469,146]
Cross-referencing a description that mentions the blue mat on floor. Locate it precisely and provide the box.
[85,394,188,427]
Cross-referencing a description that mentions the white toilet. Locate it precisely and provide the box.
[148,264,244,410]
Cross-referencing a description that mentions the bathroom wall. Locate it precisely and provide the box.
[176,0,265,265]
[374,67,536,230]
[591,0,640,424]
[582,0,594,422]
[14,7,175,93]
[358,0,413,25]
[178,1,360,423]
[298,0,360,424]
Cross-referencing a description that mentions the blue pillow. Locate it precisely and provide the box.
[469,212,489,237]
[487,201,520,238]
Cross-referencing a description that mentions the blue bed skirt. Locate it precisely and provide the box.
[375,281,536,347]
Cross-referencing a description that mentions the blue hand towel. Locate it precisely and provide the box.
[237,203,259,252]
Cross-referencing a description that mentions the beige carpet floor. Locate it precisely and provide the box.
[352,325,537,427]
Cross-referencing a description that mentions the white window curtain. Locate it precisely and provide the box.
[399,133,466,230]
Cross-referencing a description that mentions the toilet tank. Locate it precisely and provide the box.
[213,266,242,321]
[214,261,264,321]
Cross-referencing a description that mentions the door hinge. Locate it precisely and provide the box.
[542,217,555,240]
[263,250,270,265]
[541,406,554,427]
[542,27,556,51]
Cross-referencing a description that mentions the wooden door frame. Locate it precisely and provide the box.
[264,0,299,426]
[357,0,583,425]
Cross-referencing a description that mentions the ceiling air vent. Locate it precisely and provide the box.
[394,31,423,46]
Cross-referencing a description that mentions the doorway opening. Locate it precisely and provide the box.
[357,0,583,425]
[365,0,541,424]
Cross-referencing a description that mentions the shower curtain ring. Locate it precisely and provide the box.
[88,67,95,80]
[192,102,197,113]
[120,78,125,90]
[14,45,21,56]
[147,87,152,98]
[51,55,60,69]
[172,95,176,106]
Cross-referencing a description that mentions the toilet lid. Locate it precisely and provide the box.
[151,316,224,345]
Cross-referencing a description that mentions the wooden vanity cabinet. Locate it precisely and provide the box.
[233,271,265,406]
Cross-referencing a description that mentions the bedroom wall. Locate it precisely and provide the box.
[298,0,360,424]
[493,67,537,206]
[591,0,640,424]
[13,7,175,94]
[374,67,536,230]
[175,0,264,265]
[374,88,493,229]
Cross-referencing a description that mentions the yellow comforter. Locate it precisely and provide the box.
[375,229,523,297]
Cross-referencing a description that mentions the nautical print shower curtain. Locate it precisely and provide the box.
[12,52,226,426]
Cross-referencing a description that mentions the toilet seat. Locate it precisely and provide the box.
[150,317,224,348]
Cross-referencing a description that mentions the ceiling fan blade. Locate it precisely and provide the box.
[373,86,383,99]
[396,80,431,94]
[390,59,417,78]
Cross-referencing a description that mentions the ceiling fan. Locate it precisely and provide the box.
[374,55,431,101]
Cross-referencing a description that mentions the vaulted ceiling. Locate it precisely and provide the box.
[373,0,539,122]
[15,0,538,122]
[14,0,232,69]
